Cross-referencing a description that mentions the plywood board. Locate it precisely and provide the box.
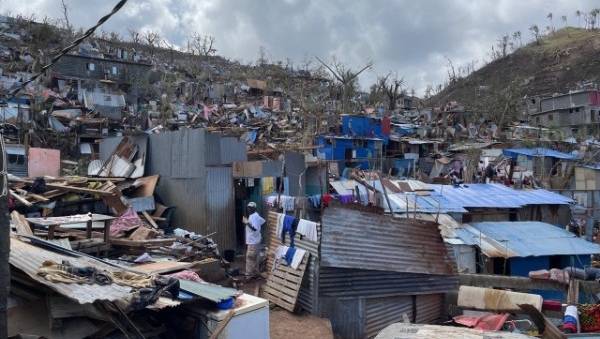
[28,147,61,177]
[132,260,196,274]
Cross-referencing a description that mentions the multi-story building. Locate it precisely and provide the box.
[526,90,600,138]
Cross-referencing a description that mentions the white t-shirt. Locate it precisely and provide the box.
[246,212,265,245]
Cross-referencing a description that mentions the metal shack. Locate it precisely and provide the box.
[267,207,459,339]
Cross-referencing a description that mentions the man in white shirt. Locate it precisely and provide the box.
[243,201,265,282]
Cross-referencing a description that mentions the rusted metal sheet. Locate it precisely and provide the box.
[318,267,458,298]
[415,294,443,324]
[366,296,413,339]
[10,237,134,304]
[320,207,457,275]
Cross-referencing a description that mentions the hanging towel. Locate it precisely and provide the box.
[297,219,318,242]
[275,213,285,242]
[272,245,289,272]
[290,248,307,270]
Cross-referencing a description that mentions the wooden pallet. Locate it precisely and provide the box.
[265,250,309,312]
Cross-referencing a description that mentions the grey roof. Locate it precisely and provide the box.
[454,221,600,258]
[331,180,573,213]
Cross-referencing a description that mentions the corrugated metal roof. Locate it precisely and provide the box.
[429,183,574,208]
[332,181,572,213]
[448,141,501,151]
[10,236,141,305]
[320,207,457,275]
[178,280,238,303]
[503,147,576,160]
[456,221,600,258]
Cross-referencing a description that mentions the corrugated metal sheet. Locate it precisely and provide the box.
[447,142,501,151]
[320,207,457,275]
[10,237,138,304]
[318,267,459,298]
[459,221,600,258]
[178,279,238,303]
[284,151,306,197]
[205,167,236,253]
[219,135,247,164]
[366,296,413,338]
[205,132,223,166]
[155,177,206,234]
[145,132,174,175]
[415,294,443,324]
[429,183,574,208]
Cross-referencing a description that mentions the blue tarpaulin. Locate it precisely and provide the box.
[503,147,576,160]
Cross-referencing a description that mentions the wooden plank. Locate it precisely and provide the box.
[45,183,116,195]
[10,211,33,236]
[208,310,235,339]
[132,261,196,275]
[129,175,160,198]
[141,211,159,229]
[265,251,309,312]
[110,237,176,247]
[10,190,32,207]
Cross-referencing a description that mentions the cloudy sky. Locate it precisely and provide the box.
[1,0,598,95]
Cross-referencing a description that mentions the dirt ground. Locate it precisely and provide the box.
[237,277,335,339]
[230,257,336,339]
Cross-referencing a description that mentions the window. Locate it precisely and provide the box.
[548,114,553,121]
[86,62,95,71]
[531,99,536,104]
[112,66,118,75]
[569,108,573,113]
[576,107,580,112]
[535,117,540,124]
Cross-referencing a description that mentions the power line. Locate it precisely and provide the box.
[8,0,129,100]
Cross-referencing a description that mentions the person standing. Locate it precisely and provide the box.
[242,201,265,282]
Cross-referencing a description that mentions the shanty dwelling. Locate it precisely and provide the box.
[314,114,390,175]
[449,221,600,301]
[265,206,459,339]
[333,178,575,226]
[502,147,577,189]
[555,164,600,243]
[99,128,247,253]
[51,53,152,119]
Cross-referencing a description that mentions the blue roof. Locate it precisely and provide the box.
[428,183,573,209]
[503,147,576,160]
[458,221,600,257]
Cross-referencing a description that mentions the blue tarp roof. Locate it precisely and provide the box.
[456,221,600,257]
[503,147,576,160]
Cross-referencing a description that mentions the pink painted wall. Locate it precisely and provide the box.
[28,148,61,177]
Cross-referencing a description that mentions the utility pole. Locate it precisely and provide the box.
[0,97,9,339]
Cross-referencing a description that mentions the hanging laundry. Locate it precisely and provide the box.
[275,213,285,242]
[309,194,321,208]
[282,215,298,247]
[290,248,307,270]
[339,194,355,204]
[322,194,332,207]
[284,246,297,266]
[272,245,289,271]
[297,219,318,242]
[262,177,275,194]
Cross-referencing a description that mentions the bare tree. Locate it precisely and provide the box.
[547,12,554,33]
[562,15,569,37]
[497,34,510,58]
[445,55,458,83]
[576,10,581,27]
[127,28,141,44]
[529,24,542,45]
[376,72,405,110]
[188,33,217,80]
[316,56,373,113]
[57,0,76,46]
[142,30,161,59]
